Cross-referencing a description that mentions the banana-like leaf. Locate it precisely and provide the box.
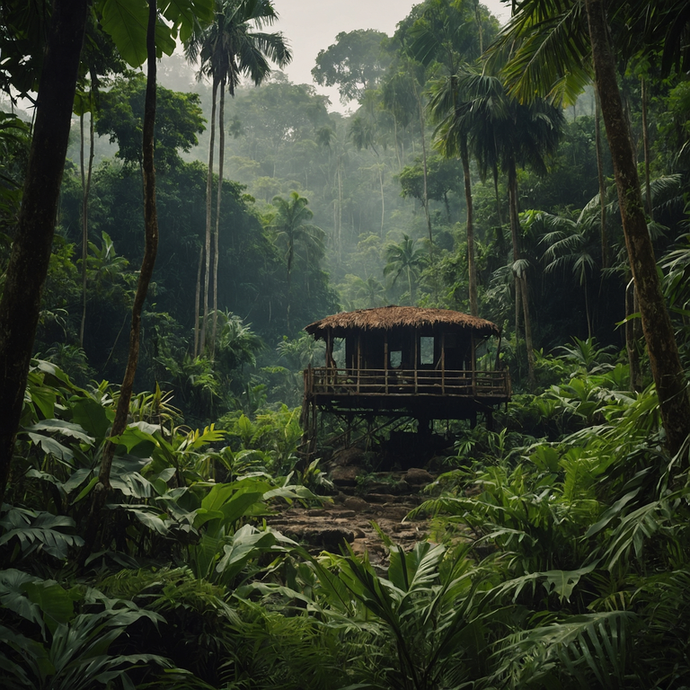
[23,419,94,445]
[216,524,294,583]
[0,508,83,559]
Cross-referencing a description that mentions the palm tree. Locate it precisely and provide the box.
[536,210,598,337]
[353,276,386,309]
[409,0,492,316]
[185,0,291,357]
[270,192,325,331]
[348,95,387,236]
[491,0,690,454]
[441,72,562,387]
[429,71,482,316]
[383,234,427,304]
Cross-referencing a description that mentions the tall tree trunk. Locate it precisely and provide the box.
[378,165,385,236]
[460,136,478,316]
[393,113,403,169]
[594,90,608,268]
[493,163,503,229]
[508,161,535,388]
[212,77,226,361]
[625,279,642,392]
[0,0,88,504]
[81,0,160,562]
[474,0,484,53]
[586,0,690,456]
[417,92,433,255]
[584,272,592,338]
[80,92,95,348]
[337,163,343,263]
[193,244,203,356]
[200,77,219,354]
[640,76,653,219]
[519,276,535,388]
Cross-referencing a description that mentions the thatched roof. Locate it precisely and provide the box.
[305,306,500,339]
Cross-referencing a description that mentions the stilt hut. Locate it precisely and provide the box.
[301,306,511,448]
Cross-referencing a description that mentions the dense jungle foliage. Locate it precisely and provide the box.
[1,0,690,686]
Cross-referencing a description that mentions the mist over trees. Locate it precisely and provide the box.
[1,0,690,686]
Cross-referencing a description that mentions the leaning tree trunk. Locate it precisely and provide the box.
[585,0,690,456]
[80,0,160,563]
[460,136,478,316]
[640,76,653,219]
[0,0,88,505]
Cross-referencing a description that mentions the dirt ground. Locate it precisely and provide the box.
[266,462,437,570]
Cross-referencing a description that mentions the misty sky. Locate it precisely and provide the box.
[270,0,511,112]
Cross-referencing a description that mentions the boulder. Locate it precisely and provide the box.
[405,467,433,485]
[343,495,370,512]
[330,465,360,487]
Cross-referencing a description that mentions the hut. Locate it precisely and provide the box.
[301,306,511,449]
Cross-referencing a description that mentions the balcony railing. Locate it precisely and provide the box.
[304,367,510,399]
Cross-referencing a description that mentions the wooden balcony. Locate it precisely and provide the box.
[303,366,511,420]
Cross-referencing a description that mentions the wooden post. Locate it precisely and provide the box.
[471,333,477,397]
[384,331,389,394]
[357,332,361,393]
[441,330,445,395]
[414,329,418,393]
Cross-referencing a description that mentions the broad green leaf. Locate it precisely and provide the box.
[23,581,76,634]
[24,419,94,445]
[99,0,149,67]
[0,512,83,559]
[160,0,213,43]
[114,426,156,457]
[27,433,73,462]
[71,397,112,440]
[72,476,100,504]
[26,382,57,419]
[62,467,95,494]
[542,564,596,602]
[118,505,169,534]
[216,524,289,582]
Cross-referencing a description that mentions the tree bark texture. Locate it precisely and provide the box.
[0,0,88,504]
[586,0,690,455]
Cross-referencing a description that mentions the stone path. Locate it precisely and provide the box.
[267,464,436,570]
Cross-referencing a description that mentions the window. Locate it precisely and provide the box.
[389,350,402,368]
[419,336,434,365]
